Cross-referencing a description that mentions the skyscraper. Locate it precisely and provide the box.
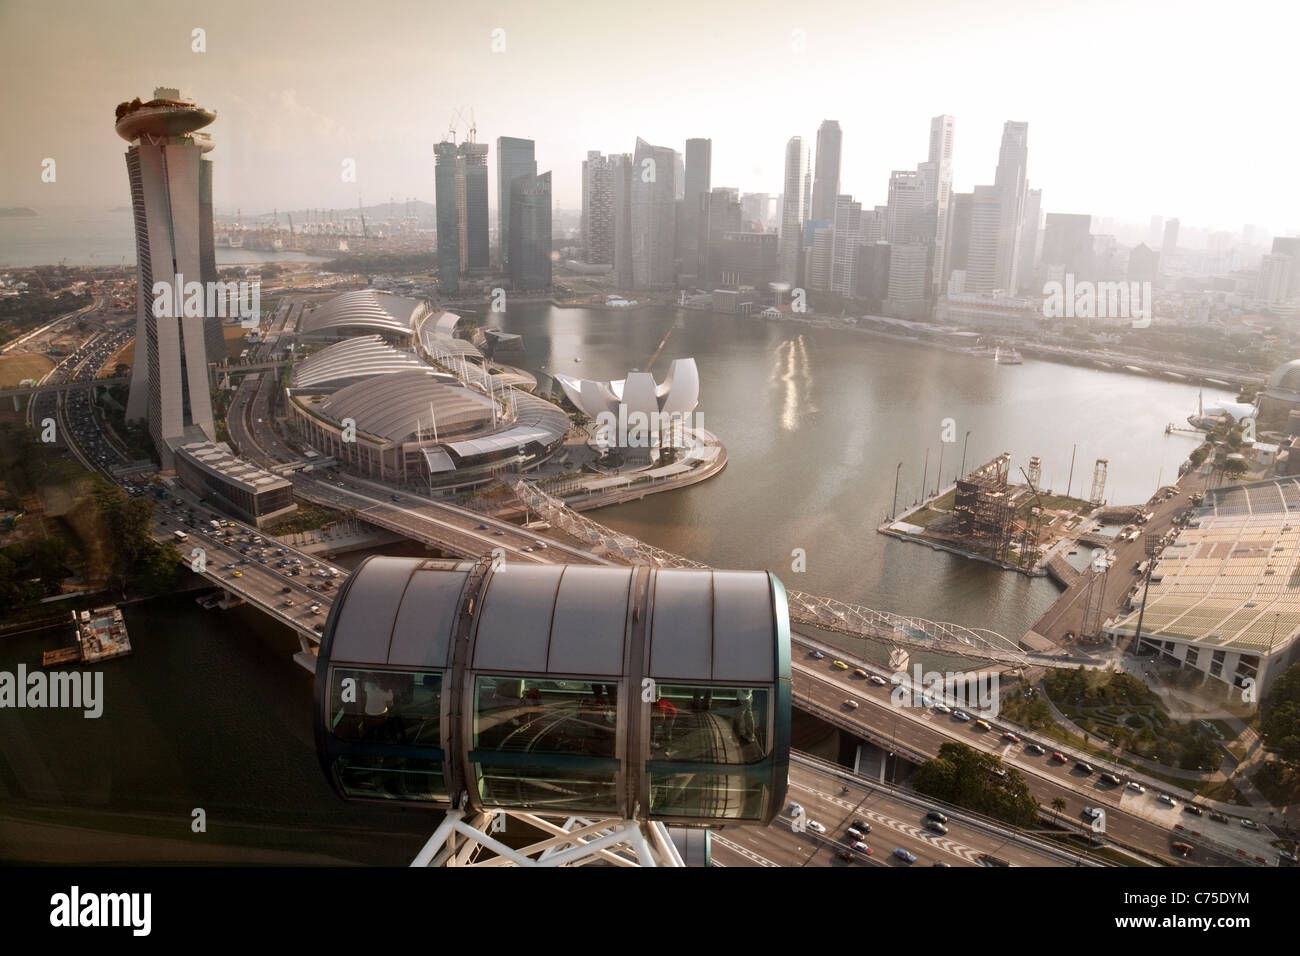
[886,170,926,243]
[965,185,1004,294]
[779,136,807,286]
[497,137,537,269]
[1017,187,1042,292]
[993,121,1029,292]
[459,140,489,270]
[610,153,635,288]
[927,115,955,297]
[1040,213,1094,284]
[116,87,221,469]
[810,120,842,224]
[581,151,614,266]
[830,195,863,296]
[508,171,552,290]
[680,138,712,282]
[1162,218,1180,257]
[434,140,461,295]
[631,137,678,289]
[700,187,742,286]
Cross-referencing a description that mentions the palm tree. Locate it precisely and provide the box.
[1051,797,1067,823]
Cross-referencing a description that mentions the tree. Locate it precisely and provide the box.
[1051,797,1067,822]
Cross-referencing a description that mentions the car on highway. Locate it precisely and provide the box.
[1100,772,1122,786]
[806,821,826,834]
[282,600,295,608]
[1209,810,1229,824]
[925,811,948,825]
[1241,818,1260,830]
[1156,793,1176,807]
[231,571,243,578]
[1049,751,1066,763]
[532,541,547,550]
[989,767,1008,779]
[842,699,859,709]
[1024,743,1044,755]
[973,719,991,731]
[852,667,868,678]
[868,674,888,686]
[846,826,865,841]
[223,563,236,570]
[1171,841,1193,857]
[309,603,322,614]
[951,710,971,722]
[477,524,490,530]
[389,494,399,502]
[1074,761,1094,774]
[932,861,951,867]
[1123,781,1146,794]
[892,848,916,864]
[925,820,949,835]
[1000,731,1020,743]
[1082,806,1103,822]
[932,703,951,714]
[522,546,534,552]
[810,650,825,660]
[831,660,848,670]
[851,841,871,855]
[1183,804,1204,816]
[492,529,505,536]
[788,802,803,817]
[835,850,854,863]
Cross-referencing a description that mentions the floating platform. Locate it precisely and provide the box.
[40,646,81,667]
[70,606,133,664]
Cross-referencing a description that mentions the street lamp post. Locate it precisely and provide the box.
[960,430,971,480]
[921,447,930,505]
[936,441,945,497]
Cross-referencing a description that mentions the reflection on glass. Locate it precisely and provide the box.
[473,677,617,757]
[648,771,768,820]
[329,668,441,746]
[477,762,618,814]
[335,755,445,802]
[648,685,769,763]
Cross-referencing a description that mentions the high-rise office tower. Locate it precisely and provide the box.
[806,221,835,292]
[116,87,222,469]
[1040,213,1094,284]
[701,187,742,286]
[581,151,614,266]
[830,195,863,295]
[946,192,973,279]
[1148,215,1164,248]
[497,136,536,269]
[740,192,769,230]
[1162,218,1180,257]
[779,136,807,286]
[610,153,635,288]
[993,121,1029,292]
[631,137,678,289]
[885,243,930,317]
[1128,243,1160,285]
[508,171,552,290]
[927,115,954,296]
[965,185,1004,294]
[886,170,926,243]
[459,140,489,270]
[810,120,842,223]
[1017,187,1042,292]
[434,140,461,295]
[679,138,712,281]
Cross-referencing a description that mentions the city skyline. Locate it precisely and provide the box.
[2,0,1298,235]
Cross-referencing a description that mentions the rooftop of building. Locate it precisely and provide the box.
[176,441,293,494]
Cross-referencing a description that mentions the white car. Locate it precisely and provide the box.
[932,703,952,714]
[811,650,825,660]
[1156,793,1176,807]
[1127,782,1146,794]
[807,821,826,834]
[868,675,888,686]
[843,699,859,710]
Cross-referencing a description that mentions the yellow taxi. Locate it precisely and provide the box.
[831,660,849,670]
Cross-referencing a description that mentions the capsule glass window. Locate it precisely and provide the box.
[647,684,770,763]
[328,667,442,746]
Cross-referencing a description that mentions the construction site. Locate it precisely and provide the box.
[884,451,1101,574]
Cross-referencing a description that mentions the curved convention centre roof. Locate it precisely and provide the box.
[313,557,791,824]
[1267,359,1300,395]
[415,310,484,361]
[290,335,433,390]
[298,289,430,339]
[443,388,570,460]
[555,357,699,421]
[315,369,494,443]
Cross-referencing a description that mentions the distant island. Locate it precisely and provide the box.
[0,207,37,218]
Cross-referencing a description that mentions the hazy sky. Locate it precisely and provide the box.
[2,0,1297,234]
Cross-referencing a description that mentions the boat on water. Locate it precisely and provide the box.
[994,346,1023,365]
[574,357,582,363]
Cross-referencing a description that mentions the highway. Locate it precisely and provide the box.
[711,753,1094,868]
[789,651,1267,866]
